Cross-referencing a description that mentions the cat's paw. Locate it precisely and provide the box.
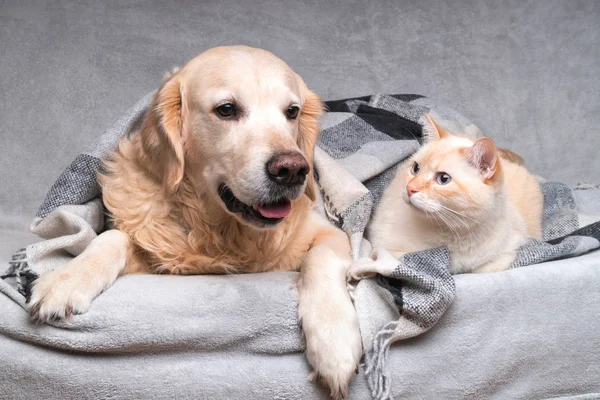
[347,248,400,281]
[28,267,94,323]
[347,257,380,281]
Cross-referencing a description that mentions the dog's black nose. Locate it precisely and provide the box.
[266,152,310,186]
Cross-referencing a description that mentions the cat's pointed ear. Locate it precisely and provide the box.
[468,137,499,180]
[420,113,450,142]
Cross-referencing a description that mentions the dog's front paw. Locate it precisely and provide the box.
[303,304,362,398]
[28,267,94,323]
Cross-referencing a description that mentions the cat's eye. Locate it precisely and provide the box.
[215,103,236,118]
[437,172,452,185]
[286,105,300,120]
[411,162,420,175]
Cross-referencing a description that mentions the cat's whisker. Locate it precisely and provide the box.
[442,209,479,251]
[446,211,471,233]
[400,126,421,143]
[438,204,478,224]
[436,206,477,243]
[439,209,463,230]
[439,209,472,250]
[435,210,460,240]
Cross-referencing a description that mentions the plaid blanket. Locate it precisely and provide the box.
[3,93,600,400]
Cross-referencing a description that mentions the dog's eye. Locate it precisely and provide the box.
[215,103,236,118]
[437,172,452,185]
[411,161,420,175]
[286,105,300,120]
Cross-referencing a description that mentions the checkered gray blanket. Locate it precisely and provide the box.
[3,93,600,400]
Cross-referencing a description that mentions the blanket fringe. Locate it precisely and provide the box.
[575,182,600,190]
[2,248,36,297]
[364,320,399,400]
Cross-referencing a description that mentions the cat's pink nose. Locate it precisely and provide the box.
[407,185,419,197]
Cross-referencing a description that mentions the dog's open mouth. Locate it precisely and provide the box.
[218,184,291,226]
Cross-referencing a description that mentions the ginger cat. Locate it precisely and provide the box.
[367,114,543,274]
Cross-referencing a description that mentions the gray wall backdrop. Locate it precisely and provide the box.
[1,0,599,226]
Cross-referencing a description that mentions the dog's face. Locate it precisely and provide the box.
[140,46,323,229]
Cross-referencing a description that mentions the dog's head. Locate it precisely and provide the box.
[139,46,323,228]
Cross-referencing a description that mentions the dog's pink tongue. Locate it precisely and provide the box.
[257,201,291,219]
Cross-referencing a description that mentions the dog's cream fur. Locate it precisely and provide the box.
[28,46,361,398]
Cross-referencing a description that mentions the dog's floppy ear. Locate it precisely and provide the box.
[140,73,185,191]
[297,84,324,202]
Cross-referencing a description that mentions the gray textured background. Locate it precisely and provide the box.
[1,0,599,229]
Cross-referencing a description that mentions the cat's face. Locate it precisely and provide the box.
[401,114,502,219]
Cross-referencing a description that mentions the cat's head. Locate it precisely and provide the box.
[400,114,504,219]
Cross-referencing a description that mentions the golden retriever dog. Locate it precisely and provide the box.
[27,46,362,398]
